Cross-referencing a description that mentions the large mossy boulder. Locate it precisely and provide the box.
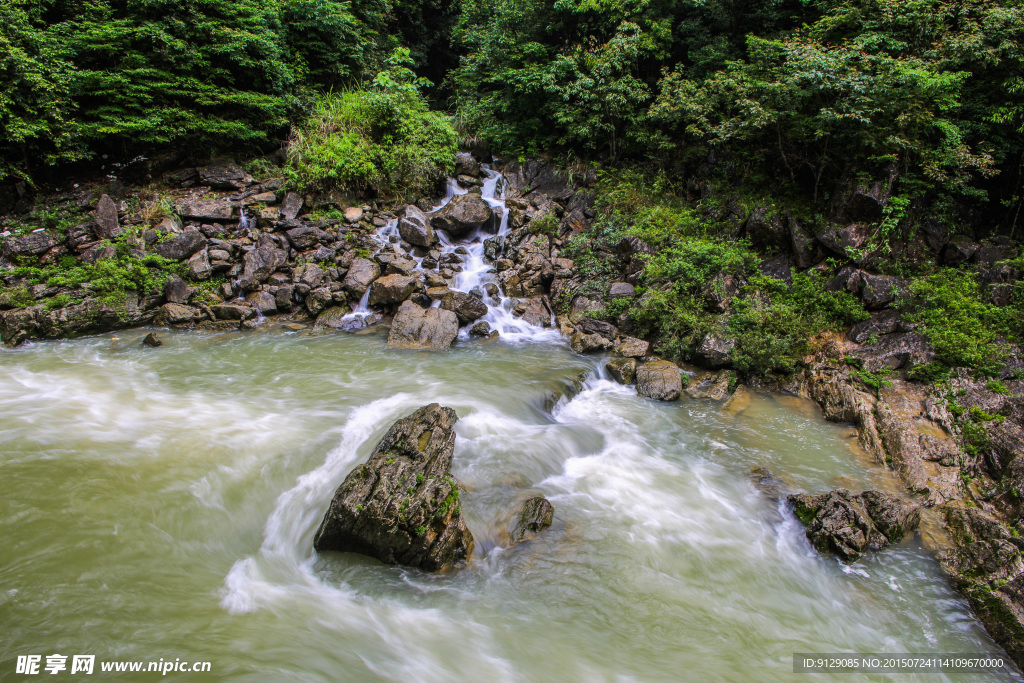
[788,488,920,562]
[313,404,474,571]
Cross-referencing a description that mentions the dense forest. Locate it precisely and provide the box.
[3,0,1022,227]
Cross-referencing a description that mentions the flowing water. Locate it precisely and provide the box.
[0,327,1018,681]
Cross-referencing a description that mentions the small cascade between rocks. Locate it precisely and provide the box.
[343,165,561,343]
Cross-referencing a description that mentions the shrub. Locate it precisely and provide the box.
[285,49,456,197]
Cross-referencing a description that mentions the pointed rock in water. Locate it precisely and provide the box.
[313,404,474,571]
[439,290,488,325]
[787,488,920,562]
[142,332,162,347]
[507,496,554,547]
[387,301,459,350]
[635,360,684,401]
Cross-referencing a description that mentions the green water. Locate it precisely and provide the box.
[0,328,1016,681]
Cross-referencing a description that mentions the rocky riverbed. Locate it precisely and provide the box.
[2,151,1024,669]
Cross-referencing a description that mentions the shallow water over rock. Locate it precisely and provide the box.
[0,328,1017,681]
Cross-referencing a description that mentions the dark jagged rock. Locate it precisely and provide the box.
[2,230,63,258]
[440,290,488,325]
[469,321,493,337]
[197,164,249,190]
[175,198,235,222]
[280,192,303,221]
[313,404,474,571]
[636,360,684,401]
[142,332,162,347]
[154,230,207,261]
[430,194,494,239]
[238,235,287,291]
[847,310,908,343]
[847,332,935,372]
[163,275,192,304]
[787,488,920,562]
[508,497,554,547]
[387,300,459,350]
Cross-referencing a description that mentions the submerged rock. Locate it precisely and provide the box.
[787,488,920,562]
[507,497,554,547]
[142,332,163,347]
[313,404,474,571]
[635,360,684,401]
[387,300,459,350]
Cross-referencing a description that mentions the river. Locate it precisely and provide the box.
[0,327,1017,681]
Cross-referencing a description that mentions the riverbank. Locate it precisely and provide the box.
[2,153,1023,669]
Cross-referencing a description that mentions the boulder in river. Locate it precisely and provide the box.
[507,496,554,547]
[387,300,459,350]
[313,404,474,571]
[398,205,436,247]
[787,488,920,562]
[635,360,684,401]
[440,290,488,325]
[606,357,637,385]
[430,194,494,239]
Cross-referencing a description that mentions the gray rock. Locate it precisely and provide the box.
[154,230,208,261]
[608,282,636,299]
[313,404,474,571]
[341,258,380,296]
[847,310,908,344]
[387,300,459,350]
[614,337,649,358]
[2,231,63,258]
[570,330,614,354]
[239,235,287,291]
[154,303,201,325]
[280,192,303,221]
[197,164,249,190]
[305,287,333,315]
[398,205,436,247]
[430,194,494,239]
[275,285,295,312]
[636,360,684,401]
[440,290,489,325]
[788,489,920,562]
[369,274,418,306]
[508,497,554,547]
[286,226,320,250]
[246,290,277,314]
[164,276,192,304]
[187,249,212,281]
[94,194,122,239]
[142,332,162,347]
[175,198,235,222]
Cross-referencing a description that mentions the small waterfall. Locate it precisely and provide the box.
[238,210,250,232]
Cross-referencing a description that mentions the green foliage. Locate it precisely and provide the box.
[285,50,456,196]
[904,269,1022,375]
[728,273,869,375]
[848,367,894,394]
[12,238,184,304]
